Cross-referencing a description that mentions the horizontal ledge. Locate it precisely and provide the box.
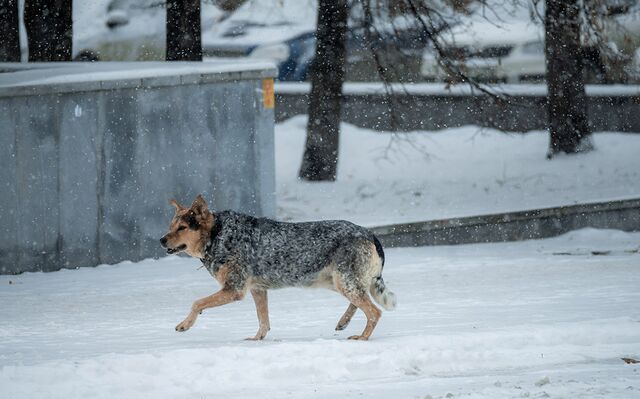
[0,61,278,97]
[370,198,640,236]
[276,82,640,97]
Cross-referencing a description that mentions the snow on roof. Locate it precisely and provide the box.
[203,23,314,48]
[223,0,317,25]
[202,0,317,47]
[430,0,544,48]
[445,19,544,47]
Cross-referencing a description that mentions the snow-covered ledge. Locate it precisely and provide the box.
[0,61,277,274]
[0,61,276,96]
[276,82,640,132]
[276,82,640,97]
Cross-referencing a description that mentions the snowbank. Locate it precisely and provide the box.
[276,116,640,226]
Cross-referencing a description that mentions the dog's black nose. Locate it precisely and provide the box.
[160,236,167,248]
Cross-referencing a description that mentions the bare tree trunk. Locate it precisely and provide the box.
[166,0,202,61]
[545,0,592,157]
[24,0,72,61]
[299,0,349,181]
[0,0,21,61]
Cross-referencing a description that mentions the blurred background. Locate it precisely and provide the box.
[54,0,640,83]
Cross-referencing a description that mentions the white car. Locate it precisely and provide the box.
[421,20,546,83]
[421,1,640,83]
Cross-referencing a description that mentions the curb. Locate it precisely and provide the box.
[369,198,640,247]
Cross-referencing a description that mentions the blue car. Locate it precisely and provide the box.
[205,21,430,82]
[203,20,317,81]
[272,32,316,81]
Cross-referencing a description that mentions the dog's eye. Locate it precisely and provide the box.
[177,225,186,231]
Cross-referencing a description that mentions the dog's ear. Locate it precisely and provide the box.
[169,199,185,213]
[190,194,209,215]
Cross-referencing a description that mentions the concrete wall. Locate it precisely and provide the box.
[276,83,640,132]
[0,62,277,274]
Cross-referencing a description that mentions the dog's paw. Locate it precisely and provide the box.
[347,335,369,341]
[245,328,268,341]
[175,317,195,332]
[335,322,348,331]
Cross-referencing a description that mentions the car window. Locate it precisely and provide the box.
[472,46,513,58]
[107,0,163,13]
[220,21,292,38]
[522,41,544,55]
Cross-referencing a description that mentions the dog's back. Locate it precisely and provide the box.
[209,211,381,289]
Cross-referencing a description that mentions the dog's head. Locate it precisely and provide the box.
[160,194,214,258]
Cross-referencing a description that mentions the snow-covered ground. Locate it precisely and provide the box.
[276,116,640,226]
[1,229,639,398]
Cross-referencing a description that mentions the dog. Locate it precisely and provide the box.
[160,195,396,341]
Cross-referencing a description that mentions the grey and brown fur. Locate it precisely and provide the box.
[160,195,396,341]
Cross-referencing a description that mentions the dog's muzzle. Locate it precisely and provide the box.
[159,236,186,254]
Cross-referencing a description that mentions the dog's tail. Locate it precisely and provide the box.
[370,235,397,310]
[370,276,397,310]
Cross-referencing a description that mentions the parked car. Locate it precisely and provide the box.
[252,32,316,81]
[420,1,640,83]
[203,20,316,81]
[74,0,222,61]
[206,13,433,82]
[421,21,545,83]
[201,0,318,80]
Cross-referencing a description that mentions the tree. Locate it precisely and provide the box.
[166,0,202,61]
[299,0,499,180]
[24,0,72,61]
[0,0,21,61]
[545,0,592,157]
[299,0,349,181]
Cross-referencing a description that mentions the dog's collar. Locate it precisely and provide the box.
[200,216,222,265]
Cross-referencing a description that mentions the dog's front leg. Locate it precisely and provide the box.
[176,289,244,332]
[246,288,270,340]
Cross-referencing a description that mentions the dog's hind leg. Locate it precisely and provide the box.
[334,276,381,341]
[335,303,357,331]
[176,288,244,332]
[246,288,270,340]
[332,240,383,340]
[340,289,381,341]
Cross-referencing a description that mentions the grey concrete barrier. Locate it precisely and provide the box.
[276,82,640,132]
[369,198,640,248]
[0,61,277,274]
